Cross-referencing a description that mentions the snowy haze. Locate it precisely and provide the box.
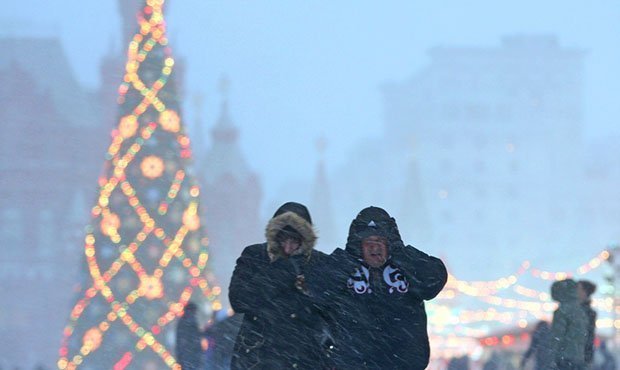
[3,1,620,203]
[2,0,620,367]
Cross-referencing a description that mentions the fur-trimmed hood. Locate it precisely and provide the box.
[266,211,317,261]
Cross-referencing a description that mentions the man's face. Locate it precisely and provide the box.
[281,238,301,256]
[361,235,388,268]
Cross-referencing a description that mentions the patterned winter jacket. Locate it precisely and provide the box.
[317,206,447,370]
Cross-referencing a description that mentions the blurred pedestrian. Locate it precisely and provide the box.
[577,280,597,368]
[447,355,469,370]
[521,320,553,370]
[202,311,242,370]
[175,301,204,370]
[595,340,616,370]
[228,202,330,369]
[483,352,501,370]
[319,206,447,369]
[549,279,588,370]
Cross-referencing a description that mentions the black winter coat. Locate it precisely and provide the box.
[522,322,553,370]
[581,301,596,365]
[229,243,330,370]
[316,206,448,370]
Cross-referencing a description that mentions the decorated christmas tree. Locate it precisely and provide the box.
[58,1,221,368]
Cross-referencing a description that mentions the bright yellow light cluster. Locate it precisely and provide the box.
[81,327,103,355]
[138,275,164,300]
[182,202,200,231]
[159,109,180,132]
[100,211,121,241]
[119,115,139,138]
[58,1,219,369]
[141,155,165,179]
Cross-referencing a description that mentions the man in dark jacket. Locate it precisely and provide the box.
[319,206,447,370]
[577,280,597,368]
[596,340,617,370]
[228,202,329,369]
[550,279,588,370]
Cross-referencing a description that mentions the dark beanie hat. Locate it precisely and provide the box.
[346,206,403,258]
[272,202,312,225]
[350,206,391,239]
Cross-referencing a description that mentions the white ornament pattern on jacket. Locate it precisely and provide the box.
[347,265,371,294]
[383,264,409,293]
[347,263,409,294]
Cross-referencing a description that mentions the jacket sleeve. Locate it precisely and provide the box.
[311,249,354,307]
[228,246,306,315]
[390,244,448,300]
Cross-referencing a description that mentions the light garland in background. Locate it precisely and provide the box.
[445,249,611,297]
[429,248,616,356]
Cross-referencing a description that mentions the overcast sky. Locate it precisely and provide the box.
[3,1,620,204]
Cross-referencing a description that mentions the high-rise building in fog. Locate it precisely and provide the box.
[381,35,587,275]
[329,35,593,277]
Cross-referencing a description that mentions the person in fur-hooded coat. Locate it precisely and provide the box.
[228,202,330,369]
[319,206,447,370]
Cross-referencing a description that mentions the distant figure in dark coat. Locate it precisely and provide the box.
[521,320,553,370]
[483,352,501,370]
[228,202,329,369]
[175,302,204,370]
[448,355,470,370]
[320,206,447,370]
[550,279,588,370]
[203,312,243,370]
[595,340,617,370]
[577,280,597,368]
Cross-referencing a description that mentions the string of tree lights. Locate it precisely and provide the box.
[58,1,220,369]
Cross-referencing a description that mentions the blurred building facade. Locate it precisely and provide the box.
[198,82,262,309]
[333,35,596,277]
[329,33,619,351]
[383,35,588,274]
[0,2,147,367]
[0,37,108,367]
